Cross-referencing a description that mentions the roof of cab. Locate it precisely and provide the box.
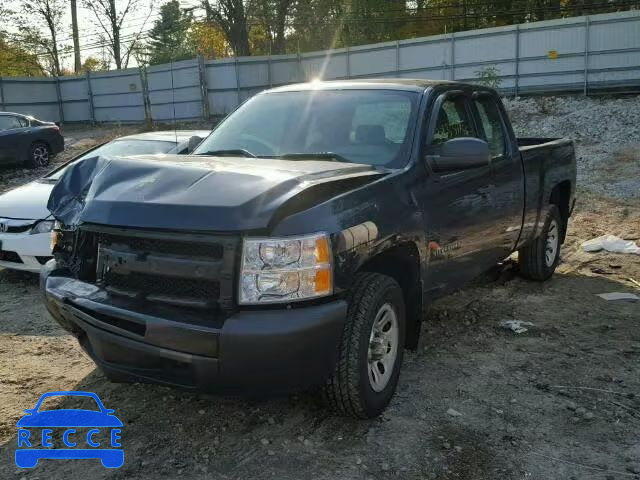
[266,78,476,94]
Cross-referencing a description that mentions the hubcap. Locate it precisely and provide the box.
[33,146,49,166]
[545,219,559,267]
[367,303,399,392]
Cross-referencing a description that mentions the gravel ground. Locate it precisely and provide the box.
[504,95,640,200]
[1,98,639,479]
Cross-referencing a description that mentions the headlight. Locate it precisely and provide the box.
[239,233,333,304]
[30,220,55,235]
[50,220,63,251]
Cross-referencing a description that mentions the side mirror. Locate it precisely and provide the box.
[187,136,203,153]
[427,137,490,172]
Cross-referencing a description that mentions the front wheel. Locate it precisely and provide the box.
[518,205,563,281]
[323,272,406,418]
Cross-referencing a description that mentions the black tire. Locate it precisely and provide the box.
[24,141,51,168]
[323,272,406,418]
[518,205,563,281]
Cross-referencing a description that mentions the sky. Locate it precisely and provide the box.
[4,0,201,70]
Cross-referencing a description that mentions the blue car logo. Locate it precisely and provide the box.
[15,391,123,468]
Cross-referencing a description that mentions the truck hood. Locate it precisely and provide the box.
[48,154,385,232]
[0,181,53,221]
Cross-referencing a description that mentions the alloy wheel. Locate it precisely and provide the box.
[367,303,399,392]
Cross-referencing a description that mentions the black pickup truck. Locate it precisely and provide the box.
[42,79,576,418]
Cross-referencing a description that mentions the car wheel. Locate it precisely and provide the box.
[322,272,406,418]
[25,142,51,168]
[518,205,563,281]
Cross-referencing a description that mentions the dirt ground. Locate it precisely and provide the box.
[1,119,640,479]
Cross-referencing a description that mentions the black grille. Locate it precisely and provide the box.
[7,225,32,234]
[0,251,22,263]
[71,302,146,336]
[103,271,220,304]
[97,233,224,259]
[89,228,237,314]
[36,256,53,265]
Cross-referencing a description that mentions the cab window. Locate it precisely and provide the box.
[430,96,474,146]
[473,96,506,158]
[426,95,475,157]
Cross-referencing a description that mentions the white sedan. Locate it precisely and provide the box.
[0,130,210,272]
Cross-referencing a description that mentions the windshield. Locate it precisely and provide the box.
[46,139,179,180]
[193,89,420,167]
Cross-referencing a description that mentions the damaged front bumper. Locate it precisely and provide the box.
[42,261,347,392]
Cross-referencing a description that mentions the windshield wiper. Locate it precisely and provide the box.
[195,149,256,158]
[278,152,351,163]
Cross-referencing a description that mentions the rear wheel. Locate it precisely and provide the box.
[322,272,406,418]
[518,205,563,281]
[25,142,51,168]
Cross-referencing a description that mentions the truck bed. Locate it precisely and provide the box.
[516,136,576,249]
[517,137,569,150]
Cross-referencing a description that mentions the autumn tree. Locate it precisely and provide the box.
[188,21,231,59]
[82,56,109,72]
[202,0,251,56]
[0,33,45,76]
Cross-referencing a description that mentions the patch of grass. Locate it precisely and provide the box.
[534,97,555,114]
[474,66,502,90]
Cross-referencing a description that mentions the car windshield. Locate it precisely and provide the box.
[46,139,179,180]
[193,89,420,167]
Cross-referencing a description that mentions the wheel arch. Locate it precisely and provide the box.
[549,180,572,243]
[357,241,423,350]
[31,138,52,152]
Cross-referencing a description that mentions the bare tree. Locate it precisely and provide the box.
[20,0,66,75]
[82,0,153,69]
[202,0,251,56]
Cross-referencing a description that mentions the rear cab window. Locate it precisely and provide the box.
[473,95,507,158]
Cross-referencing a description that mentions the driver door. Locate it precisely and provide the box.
[419,90,498,297]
